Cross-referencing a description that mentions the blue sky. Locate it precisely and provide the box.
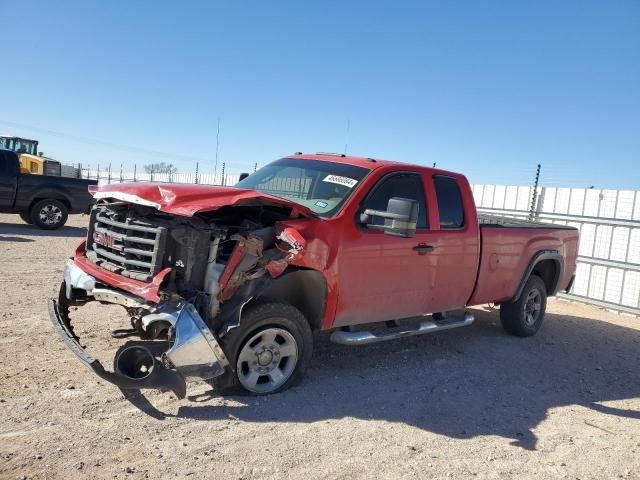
[1,1,639,188]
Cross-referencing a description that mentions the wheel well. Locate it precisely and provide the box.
[532,259,560,295]
[29,196,71,213]
[259,268,327,331]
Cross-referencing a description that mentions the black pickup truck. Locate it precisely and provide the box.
[0,149,96,229]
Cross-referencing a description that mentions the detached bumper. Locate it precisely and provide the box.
[48,298,188,398]
[49,261,230,398]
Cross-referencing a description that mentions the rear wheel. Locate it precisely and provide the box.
[30,199,68,230]
[500,275,547,337]
[213,302,313,395]
[19,212,33,224]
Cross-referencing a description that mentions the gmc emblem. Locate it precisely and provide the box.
[93,231,123,251]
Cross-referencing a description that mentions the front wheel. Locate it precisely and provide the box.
[500,274,547,337]
[213,302,313,395]
[30,199,69,230]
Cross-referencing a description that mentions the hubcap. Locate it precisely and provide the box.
[39,204,62,225]
[236,327,298,393]
[524,289,542,326]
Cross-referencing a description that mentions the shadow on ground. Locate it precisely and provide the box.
[123,308,640,450]
[0,221,87,238]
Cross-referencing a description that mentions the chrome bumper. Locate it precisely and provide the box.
[49,261,229,398]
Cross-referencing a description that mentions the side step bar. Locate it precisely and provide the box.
[330,312,474,346]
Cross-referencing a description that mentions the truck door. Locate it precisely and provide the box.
[334,171,480,327]
[334,171,434,326]
[0,151,18,208]
[418,174,480,313]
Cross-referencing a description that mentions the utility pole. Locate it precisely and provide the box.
[344,119,350,155]
[254,162,258,172]
[529,163,541,220]
[214,117,221,180]
[195,162,199,184]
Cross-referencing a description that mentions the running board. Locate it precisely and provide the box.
[329,312,475,346]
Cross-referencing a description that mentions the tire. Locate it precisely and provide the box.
[500,274,547,337]
[213,302,313,395]
[19,212,33,224]
[30,199,69,230]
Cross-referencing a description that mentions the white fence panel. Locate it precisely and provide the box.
[474,184,640,316]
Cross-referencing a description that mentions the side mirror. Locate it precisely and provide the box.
[360,197,418,237]
[238,172,250,181]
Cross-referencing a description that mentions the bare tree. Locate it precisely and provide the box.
[144,162,178,174]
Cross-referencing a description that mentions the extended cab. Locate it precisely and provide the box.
[0,149,96,229]
[49,153,578,397]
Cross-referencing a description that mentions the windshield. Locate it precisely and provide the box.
[0,138,38,155]
[236,157,370,216]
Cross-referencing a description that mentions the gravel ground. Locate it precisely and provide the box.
[1,213,639,480]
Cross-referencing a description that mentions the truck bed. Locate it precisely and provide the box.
[469,215,579,306]
[478,213,577,229]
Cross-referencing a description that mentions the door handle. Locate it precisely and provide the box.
[412,244,434,253]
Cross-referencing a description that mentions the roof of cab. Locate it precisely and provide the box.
[289,152,404,170]
[0,135,38,142]
[288,152,464,180]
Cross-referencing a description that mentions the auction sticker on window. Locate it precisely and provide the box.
[323,175,358,188]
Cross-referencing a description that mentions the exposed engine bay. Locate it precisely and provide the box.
[49,199,307,398]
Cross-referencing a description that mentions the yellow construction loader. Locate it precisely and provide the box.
[0,135,62,175]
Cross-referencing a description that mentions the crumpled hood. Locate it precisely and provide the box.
[92,183,313,217]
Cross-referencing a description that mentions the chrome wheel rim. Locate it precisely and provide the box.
[236,327,298,393]
[39,204,62,225]
[524,289,542,326]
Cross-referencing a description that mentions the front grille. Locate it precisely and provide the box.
[86,205,167,282]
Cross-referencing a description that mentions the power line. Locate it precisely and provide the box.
[0,119,212,164]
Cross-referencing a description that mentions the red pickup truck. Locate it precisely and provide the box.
[49,153,578,397]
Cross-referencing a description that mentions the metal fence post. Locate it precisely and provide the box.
[133,164,137,182]
[529,163,541,220]
[195,162,199,184]
[108,163,112,184]
[534,187,546,221]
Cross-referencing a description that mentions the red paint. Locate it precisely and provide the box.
[75,153,579,331]
[73,242,171,303]
[218,241,249,301]
[469,227,579,305]
[92,182,313,218]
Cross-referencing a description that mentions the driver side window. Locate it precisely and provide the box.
[362,173,428,228]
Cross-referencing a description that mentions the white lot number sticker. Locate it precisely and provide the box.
[323,174,358,189]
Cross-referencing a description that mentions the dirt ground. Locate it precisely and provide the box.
[1,213,639,480]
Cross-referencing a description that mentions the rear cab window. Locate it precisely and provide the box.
[0,150,19,177]
[433,175,464,229]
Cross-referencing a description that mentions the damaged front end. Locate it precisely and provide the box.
[48,197,307,398]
